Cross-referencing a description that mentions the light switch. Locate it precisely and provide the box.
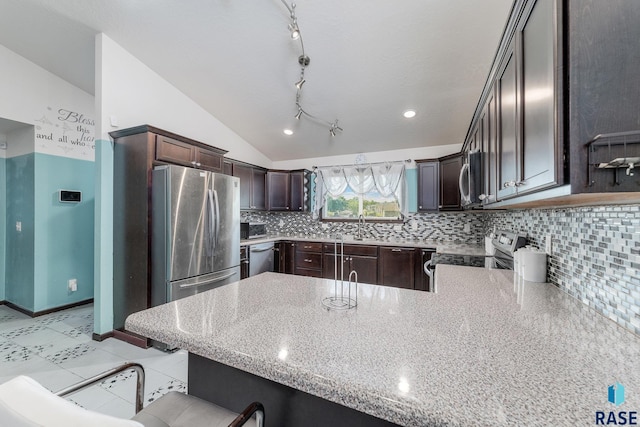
[16,221,21,232]
[545,234,552,255]
[110,115,118,127]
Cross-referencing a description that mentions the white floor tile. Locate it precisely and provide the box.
[0,304,190,419]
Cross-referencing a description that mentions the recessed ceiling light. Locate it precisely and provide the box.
[283,129,294,135]
[403,110,416,119]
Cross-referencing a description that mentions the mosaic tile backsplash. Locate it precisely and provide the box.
[240,211,487,243]
[486,204,640,337]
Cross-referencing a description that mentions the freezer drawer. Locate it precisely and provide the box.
[167,266,240,302]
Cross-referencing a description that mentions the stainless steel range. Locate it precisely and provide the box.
[425,230,527,291]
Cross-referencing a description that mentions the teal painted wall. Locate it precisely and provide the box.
[3,153,94,312]
[94,139,114,335]
[5,154,35,311]
[33,153,95,311]
[406,168,418,213]
[0,157,5,301]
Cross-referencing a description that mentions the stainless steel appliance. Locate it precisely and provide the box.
[425,230,527,291]
[151,165,240,308]
[459,149,483,207]
[248,241,275,277]
[240,222,267,239]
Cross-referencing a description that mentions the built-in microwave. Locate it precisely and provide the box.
[459,149,483,207]
[240,222,267,239]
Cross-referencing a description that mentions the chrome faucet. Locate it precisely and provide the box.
[355,214,365,240]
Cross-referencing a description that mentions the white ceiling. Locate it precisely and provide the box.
[0,0,513,162]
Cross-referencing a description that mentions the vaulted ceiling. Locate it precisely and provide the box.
[0,0,513,161]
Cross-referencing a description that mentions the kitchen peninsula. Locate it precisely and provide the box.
[125,266,640,426]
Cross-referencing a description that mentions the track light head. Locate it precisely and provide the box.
[288,23,300,40]
[295,108,303,120]
[295,78,305,90]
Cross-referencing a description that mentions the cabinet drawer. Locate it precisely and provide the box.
[156,135,194,166]
[195,147,223,172]
[323,243,378,257]
[296,242,323,252]
[295,252,322,269]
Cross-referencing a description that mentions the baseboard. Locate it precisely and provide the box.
[113,329,150,349]
[3,299,93,318]
[92,331,115,342]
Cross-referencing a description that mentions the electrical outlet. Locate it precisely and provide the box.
[411,220,418,231]
[545,234,552,255]
[463,223,471,233]
[393,224,402,231]
[68,279,77,293]
[16,221,22,232]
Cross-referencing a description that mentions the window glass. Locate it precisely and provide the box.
[324,187,400,220]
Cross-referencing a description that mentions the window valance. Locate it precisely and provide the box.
[313,161,407,219]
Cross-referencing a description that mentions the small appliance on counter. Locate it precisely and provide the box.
[240,222,267,239]
[514,248,547,283]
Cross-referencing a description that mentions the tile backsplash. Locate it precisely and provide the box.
[240,211,487,243]
[487,204,640,336]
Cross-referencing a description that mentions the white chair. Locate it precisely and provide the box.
[0,362,264,427]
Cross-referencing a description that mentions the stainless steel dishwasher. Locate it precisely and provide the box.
[249,241,275,277]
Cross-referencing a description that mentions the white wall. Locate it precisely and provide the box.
[5,126,35,158]
[0,44,95,161]
[271,143,463,170]
[96,34,271,168]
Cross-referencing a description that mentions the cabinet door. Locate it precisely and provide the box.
[497,45,519,200]
[349,255,377,285]
[267,171,290,211]
[289,171,306,212]
[378,247,415,289]
[233,164,253,210]
[483,87,498,204]
[223,161,233,176]
[520,0,558,193]
[195,147,223,172]
[322,253,349,280]
[417,161,439,211]
[155,135,195,167]
[439,154,462,211]
[251,168,266,210]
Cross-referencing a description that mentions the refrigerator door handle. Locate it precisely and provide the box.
[213,189,220,253]
[206,189,215,256]
[178,270,238,288]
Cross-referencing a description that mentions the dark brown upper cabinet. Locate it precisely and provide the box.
[155,134,224,173]
[266,170,310,212]
[439,153,463,211]
[416,160,439,212]
[233,163,266,211]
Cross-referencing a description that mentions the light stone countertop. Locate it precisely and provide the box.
[125,267,640,426]
[241,235,486,256]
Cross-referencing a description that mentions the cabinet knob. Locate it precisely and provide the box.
[419,205,422,209]
[391,248,402,252]
[299,207,302,210]
[191,161,197,165]
[286,207,290,210]
[196,162,201,167]
[304,259,312,263]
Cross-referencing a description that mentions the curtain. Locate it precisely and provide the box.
[313,162,407,219]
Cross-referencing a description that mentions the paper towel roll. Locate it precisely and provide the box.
[522,250,547,282]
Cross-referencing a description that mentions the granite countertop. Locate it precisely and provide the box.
[125,267,640,426]
[241,235,486,256]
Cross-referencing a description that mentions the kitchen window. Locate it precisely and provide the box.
[313,162,407,221]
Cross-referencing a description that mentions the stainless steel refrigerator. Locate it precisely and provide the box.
[151,165,240,308]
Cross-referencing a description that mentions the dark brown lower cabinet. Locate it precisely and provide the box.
[240,246,249,279]
[322,253,378,285]
[294,242,323,278]
[275,241,296,274]
[378,247,416,289]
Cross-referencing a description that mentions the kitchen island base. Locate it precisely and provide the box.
[188,353,400,427]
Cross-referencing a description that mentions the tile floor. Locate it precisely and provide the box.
[0,303,187,419]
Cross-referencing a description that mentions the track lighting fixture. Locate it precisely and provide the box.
[280,0,342,136]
